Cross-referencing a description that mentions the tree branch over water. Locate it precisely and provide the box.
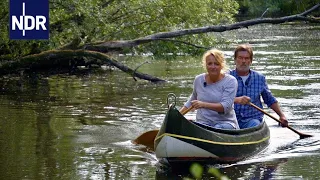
[1,3,319,82]
[85,3,320,51]
[0,50,166,82]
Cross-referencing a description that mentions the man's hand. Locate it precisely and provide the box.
[279,116,289,127]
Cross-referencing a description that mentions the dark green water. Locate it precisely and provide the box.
[0,24,320,179]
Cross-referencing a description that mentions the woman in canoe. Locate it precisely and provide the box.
[180,49,239,129]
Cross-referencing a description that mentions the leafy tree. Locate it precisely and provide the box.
[0,0,239,60]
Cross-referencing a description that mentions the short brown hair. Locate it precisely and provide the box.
[234,44,253,61]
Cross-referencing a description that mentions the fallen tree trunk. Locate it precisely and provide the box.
[0,50,166,82]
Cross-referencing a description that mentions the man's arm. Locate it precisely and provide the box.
[270,102,288,127]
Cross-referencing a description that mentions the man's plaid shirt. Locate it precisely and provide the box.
[229,69,277,122]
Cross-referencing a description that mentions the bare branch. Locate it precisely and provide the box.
[299,3,320,16]
[260,8,269,18]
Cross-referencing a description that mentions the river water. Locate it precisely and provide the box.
[0,24,319,179]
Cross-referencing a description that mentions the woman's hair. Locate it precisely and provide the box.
[202,49,228,73]
[234,44,253,61]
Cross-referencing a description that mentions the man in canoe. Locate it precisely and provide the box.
[179,49,240,129]
[230,44,289,129]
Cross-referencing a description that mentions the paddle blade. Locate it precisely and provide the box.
[132,130,159,150]
[133,105,193,149]
[282,124,312,139]
[299,133,313,139]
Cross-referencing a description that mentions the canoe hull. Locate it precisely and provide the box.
[154,105,270,164]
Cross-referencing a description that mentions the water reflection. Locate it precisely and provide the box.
[154,158,288,180]
[154,135,320,179]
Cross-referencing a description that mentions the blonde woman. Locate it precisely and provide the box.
[180,49,239,129]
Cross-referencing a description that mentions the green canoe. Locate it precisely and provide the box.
[154,105,270,164]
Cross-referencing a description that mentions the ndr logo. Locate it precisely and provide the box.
[10,0,49,40]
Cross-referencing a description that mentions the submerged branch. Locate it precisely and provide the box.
[0,50,165,83]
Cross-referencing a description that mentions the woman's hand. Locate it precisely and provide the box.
[235,96,251,105]
[191,100,205,109]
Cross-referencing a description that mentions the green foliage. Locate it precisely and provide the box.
[189,163,204,179]
[237,0,320,18]
[0,0,239,60]
[186,163,230,180]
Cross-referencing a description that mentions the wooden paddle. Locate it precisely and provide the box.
[249,102,312,139]
[133,106,194,149]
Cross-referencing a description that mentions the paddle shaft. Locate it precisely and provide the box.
[181,105,193,115]
[249,102,312,139]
